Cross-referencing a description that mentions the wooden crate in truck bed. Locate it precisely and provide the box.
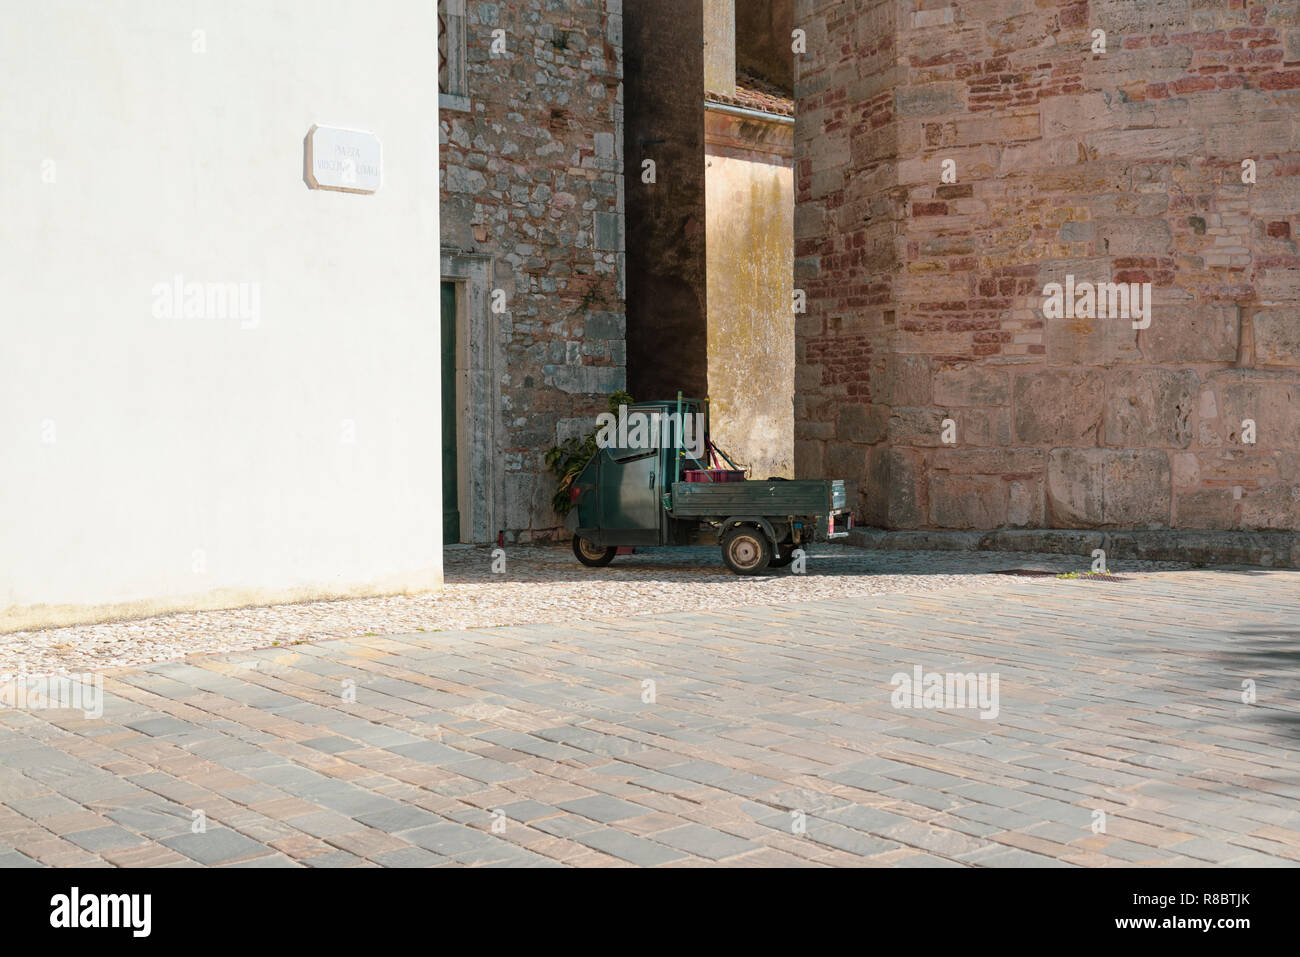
[668,479,847,518]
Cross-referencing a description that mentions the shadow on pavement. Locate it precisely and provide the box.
[443,542,1208,586]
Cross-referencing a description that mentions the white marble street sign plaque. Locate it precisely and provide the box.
[305,125,382,194]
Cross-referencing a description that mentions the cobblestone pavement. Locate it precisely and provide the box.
[1,565,1297,868]
[1,544,1193,677]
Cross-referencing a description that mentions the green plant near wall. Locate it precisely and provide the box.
[545,390,633,515]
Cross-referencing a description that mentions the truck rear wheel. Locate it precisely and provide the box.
[721,526,771,575]
[572,535,617,567]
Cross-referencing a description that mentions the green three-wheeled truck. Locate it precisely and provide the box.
[565,397,853,575]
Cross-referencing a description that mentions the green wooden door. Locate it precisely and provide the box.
[441,282,461,544]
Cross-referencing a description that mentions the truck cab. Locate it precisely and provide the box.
[566,400,698,548]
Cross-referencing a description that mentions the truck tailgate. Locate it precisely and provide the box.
[669,479,846,517]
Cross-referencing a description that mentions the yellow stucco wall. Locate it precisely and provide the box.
[705,109,794,478]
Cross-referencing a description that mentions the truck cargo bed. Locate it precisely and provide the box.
[669,478,846,517]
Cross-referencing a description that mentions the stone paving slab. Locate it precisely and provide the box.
[0,568,1298,867]
[1,544,1193,677]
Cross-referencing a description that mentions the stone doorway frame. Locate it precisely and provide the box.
[440,247,503,543]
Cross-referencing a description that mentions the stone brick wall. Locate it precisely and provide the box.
[441,0,625,542]
[794,0,900,503]
[737,0,796,89]
[795,0,1300,533]
[623,0,709,403]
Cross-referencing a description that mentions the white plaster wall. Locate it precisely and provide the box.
[0,0,442,630]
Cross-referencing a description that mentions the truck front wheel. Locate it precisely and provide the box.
[721,526,772,575]
[572,535,617,567]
